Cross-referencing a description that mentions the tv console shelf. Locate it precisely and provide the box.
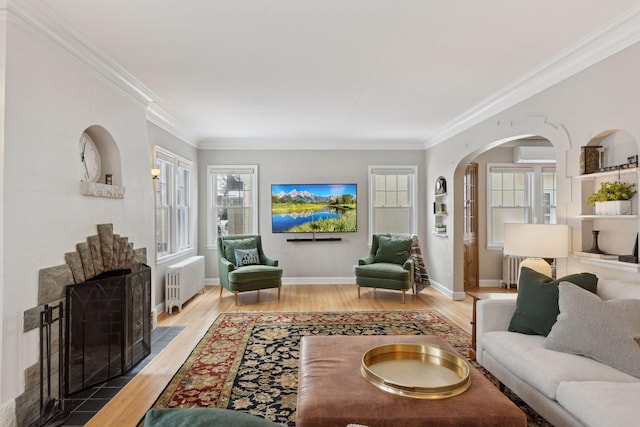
[286,237,342,242]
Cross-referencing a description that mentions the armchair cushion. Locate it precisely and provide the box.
[229,265,283,284]
[355,262,411,281]
[223,237,257,265]
[373,235,412,265]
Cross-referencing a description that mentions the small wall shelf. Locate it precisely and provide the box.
[576,214,639,219]
[573,130,638,258]
[286,237,342,242]
[433,177,448,235]
[576,166,637,181]
[81,182,125,199]
[574,254,640,272]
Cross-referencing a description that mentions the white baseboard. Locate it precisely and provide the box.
[479,279,503,287]
[282,277,356,285]
[153,304,163,327]
[205,277,469,300]
[205,277,357,286]
[428,280,466,301]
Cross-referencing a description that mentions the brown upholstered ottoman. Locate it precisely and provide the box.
[296,335,526,427]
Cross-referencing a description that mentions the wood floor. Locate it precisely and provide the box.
[85,284,475,427]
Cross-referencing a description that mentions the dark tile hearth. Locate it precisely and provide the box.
[61,326,184,427]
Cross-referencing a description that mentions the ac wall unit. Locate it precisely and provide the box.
[513,146,555,163]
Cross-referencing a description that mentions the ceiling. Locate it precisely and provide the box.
[20,1,640,148]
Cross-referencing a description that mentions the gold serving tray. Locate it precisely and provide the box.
[361,343,471,399]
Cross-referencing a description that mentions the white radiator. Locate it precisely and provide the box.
[502,255,526,288]
[165,255,205,314]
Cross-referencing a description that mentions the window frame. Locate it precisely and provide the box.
[207,165,259,249]
[154,146,195,262]
[367,165,418,243]
[486,163,556,250]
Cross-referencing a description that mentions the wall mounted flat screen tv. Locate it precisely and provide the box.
[271,183,357,233]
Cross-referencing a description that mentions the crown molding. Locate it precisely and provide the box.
[8,0,161,108]
[198,137,425,151]
[10,1,201,144]
[423,4,640,149]
[146,104,199,148]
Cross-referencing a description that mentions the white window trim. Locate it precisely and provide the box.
[367,165,418,244]
[207,164,259,249]
[486,162,556,250]
[155,146,195,262]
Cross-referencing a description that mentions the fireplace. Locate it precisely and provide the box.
[65,264,151,395]
[18,224,149,427]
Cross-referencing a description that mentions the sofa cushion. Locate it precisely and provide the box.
[482,331,638,400]
[234,248,260,267]
[145,408,283,427]
[545,282,640,378]
[556,381,640,427]
[223,238,257,265]
[374,235,412,265]
[508,267,598,336]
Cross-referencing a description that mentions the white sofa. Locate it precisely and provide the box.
[476,278,640,427]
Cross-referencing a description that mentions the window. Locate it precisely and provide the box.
[368,166,418,241]
[155,147,194,259]
[542,167,557,224]
[208,165,258,247]
[487,164,556,248]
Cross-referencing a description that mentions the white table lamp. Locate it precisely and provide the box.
[503,224,569,281]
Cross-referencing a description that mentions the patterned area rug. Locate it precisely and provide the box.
[147,311,551,426]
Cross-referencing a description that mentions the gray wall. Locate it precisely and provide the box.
[197,149,426,282]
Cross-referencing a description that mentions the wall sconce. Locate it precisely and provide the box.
[151,168,161,180]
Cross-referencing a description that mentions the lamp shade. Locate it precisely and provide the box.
[503,224,569,259]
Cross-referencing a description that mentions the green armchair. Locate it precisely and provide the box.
[355,234,414,303]
[217,234,283,305]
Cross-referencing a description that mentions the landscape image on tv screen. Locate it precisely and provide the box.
[271,183,357,233]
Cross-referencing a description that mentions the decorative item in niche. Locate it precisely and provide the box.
[585,230,605,254]
[435,176,447,194]
[580,146,601,175]
[105,174,113,185]
[79,132,101,183]
[587,181,637,203]
[587,181,636,215]
[619,233,639,264]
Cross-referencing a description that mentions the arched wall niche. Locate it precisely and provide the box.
[585,129,637,170]
[83,125,122,186]
[80,125,125,198]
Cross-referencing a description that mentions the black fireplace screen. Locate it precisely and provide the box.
[65,264,151,396]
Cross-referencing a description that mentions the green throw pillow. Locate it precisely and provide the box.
[508,267,598,336]
[374,235,412,265]
[223,238,257,266]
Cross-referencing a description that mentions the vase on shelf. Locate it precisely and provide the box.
[594,200,632,216]
[585,230,605,254]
